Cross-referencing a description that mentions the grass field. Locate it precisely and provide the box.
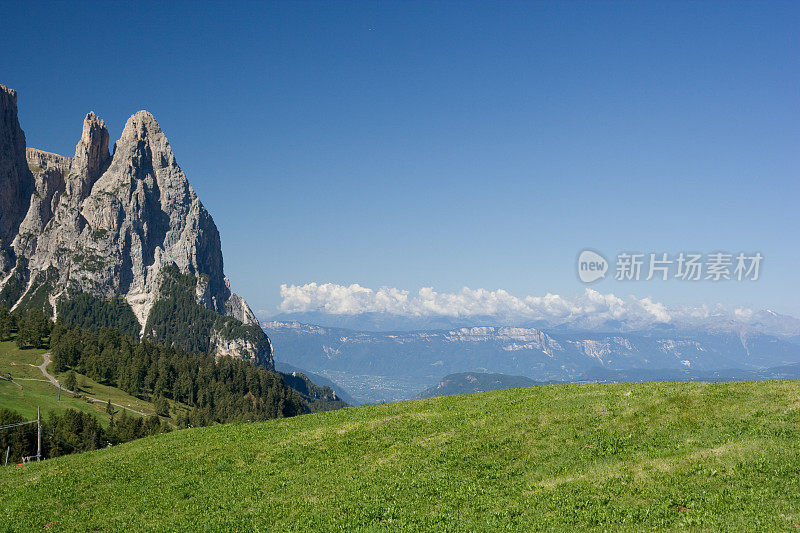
[0,340,157,422]
[1,380,799,531]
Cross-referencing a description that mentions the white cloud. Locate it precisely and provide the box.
[277,282,718,328]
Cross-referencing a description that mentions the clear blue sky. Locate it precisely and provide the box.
[2,1,798,316]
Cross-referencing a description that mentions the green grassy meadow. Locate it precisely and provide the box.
[2,380,799,531]
[0,340,158,422]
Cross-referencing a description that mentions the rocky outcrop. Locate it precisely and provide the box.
[0,84,270,367]
[0,85,34,274]
[210,328,270,364]
[225,292,259,325]
[26,148,72,173]
[68,112,110,200]
[13,149,69,259]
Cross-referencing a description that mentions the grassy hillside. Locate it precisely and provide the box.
[2,380,800,531]
[0,340,160,423]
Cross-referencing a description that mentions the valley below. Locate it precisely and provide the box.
[264,320,800,404]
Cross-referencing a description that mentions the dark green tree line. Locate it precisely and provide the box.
[56,292,141,338]
[0,407,170,465]
[0,306,16,341]
[15,308,51,349]
[50,323,305,426]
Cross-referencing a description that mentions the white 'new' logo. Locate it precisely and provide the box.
[578,250,608,283]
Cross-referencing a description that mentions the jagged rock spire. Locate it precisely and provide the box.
[68,111,110,200]
[80,109,229,326]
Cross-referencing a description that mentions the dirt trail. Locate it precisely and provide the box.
[35,353,149,416]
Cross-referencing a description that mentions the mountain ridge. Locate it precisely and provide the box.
[268,307,800,338]
[0,84,269,367]
[263,319,800,403]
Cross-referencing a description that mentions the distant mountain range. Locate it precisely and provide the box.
[414,364,800,400]
[264,319,800,404]
[269,308,800,339]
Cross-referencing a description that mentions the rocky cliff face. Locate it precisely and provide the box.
[0,84,270,367]
[211,329,272,363]
[0,85,34,274]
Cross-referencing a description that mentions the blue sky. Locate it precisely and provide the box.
[2,1,798,317]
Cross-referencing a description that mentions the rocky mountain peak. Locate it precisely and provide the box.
[0,84,271,367]
[70,111,110,194]
[111,110,179,185]
[79,107,228,328]
[123,110,162,138]
[0,84,16,105]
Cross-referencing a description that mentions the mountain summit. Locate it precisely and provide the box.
[0,84,270,367]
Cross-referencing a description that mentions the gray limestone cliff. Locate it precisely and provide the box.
[0,85,34,274]
[0,85,271,368]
